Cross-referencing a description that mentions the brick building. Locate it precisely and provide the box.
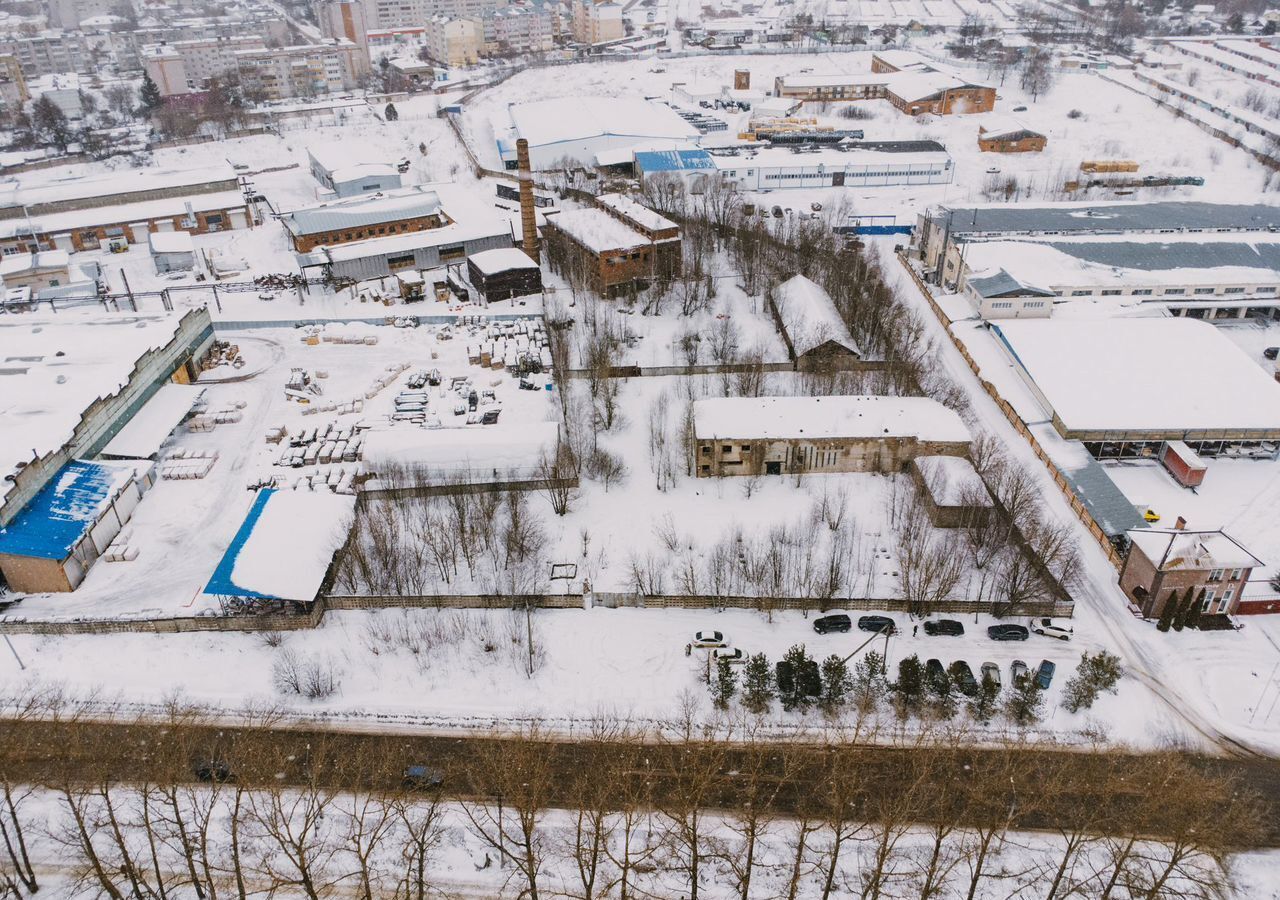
[773,50,995,117]
[1120,527,1263,618]
[691,395,971,478]
[542,193,680,296]
[978,119,1048,153]
[279,187,447,253]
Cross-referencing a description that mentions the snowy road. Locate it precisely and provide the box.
[879,241,1276,759]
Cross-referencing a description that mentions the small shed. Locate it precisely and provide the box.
[1159,440,1207,488]
[767,274,862,364]
[149,230,195,273]
[467,248,543,302]
[0,459,142,592]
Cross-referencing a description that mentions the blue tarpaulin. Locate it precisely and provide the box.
[0,460,133,560]
[634,149,716,173]
[203,489,278,600]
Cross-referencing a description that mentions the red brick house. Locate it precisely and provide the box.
[1120,527,1264,618]
[542,192,681,296]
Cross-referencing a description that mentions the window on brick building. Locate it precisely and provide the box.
[1208,568,1223,582]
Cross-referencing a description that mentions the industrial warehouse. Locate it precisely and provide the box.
[991,318,1280,455]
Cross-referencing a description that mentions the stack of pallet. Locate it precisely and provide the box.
[365,362,410,399]
[161,449,218,480]
[102,529,140,562]
[275,422,364,468]
[466,319,552,374]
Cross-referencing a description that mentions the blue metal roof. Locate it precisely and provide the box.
[634,149,716,173]
[0,460,132,560]
[203,489,278,600]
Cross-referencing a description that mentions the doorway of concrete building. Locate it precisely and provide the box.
[766,461,782,475]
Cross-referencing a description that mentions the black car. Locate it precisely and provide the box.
[813,614,853,634]
[1266,347,1280,361]
[194,760,233,783]
[925,658,948,691]
[949,661,979,696]
[923,619,965,637]
[858,615,897,635]
[987,624,1030,642]
[403,765,445,789]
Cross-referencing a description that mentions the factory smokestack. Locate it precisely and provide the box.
[516,138,540,264]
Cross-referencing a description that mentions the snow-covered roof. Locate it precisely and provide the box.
[205,489,354,603]
[547,207,658,253]
[966,268,1054,299]
[0,190,247,239]
[468,247,538,275]
[307,140,394,176]
[508,96,700,148]
[937,201,1280,237]
[914,455,992,507]
[992,318,1280,434]
[633,148,717,173]
[770,274,862,357]
[148,230,194,255]
[778,71,896,89]
[99,383,203,460]
[597,193,677,232]
[0,313,190,481]
[712,145,952,171]
[978,116,1043,140]
[693,396,971,443]
[330,163,400,184]
[965,238,1280,292]
[280,187,443,236]
[0,249,69,276]
[363,422,559,482]
[885,71,982,103]
[7,164,238,209]
[1128,528,1263,571]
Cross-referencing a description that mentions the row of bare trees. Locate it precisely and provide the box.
[0,698,1264,900]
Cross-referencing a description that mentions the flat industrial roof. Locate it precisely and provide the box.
[204,489,354,603]
[0,459,135,560]
[0,312,191,483]
[509,96,699,148]
[693,395,971,443]
[280,187,442,236]
[99,383,203,460]
[992,318,1280,434]
[935,202,1280,237]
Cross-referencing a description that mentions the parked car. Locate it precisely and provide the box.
[813,613,853,634]
[925,658,948,690]
[403,765,445,789]
[949,661,979,696]
[194,760,232,783]
[692,630,726,648]
[1010,659,1030,687]
[1035,659,1057,689]
[858,615,897,635]
[987,624,1030,642]
[923,618,965,637]
[985,166,1001,174]
[713,647,748,664]
[1265,346,1279,360]
[1013,105,1028,111]
[1030,618,1074,641]
[980,661,1001,689]
[772,205,784,218]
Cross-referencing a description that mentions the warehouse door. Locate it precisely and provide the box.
[831,171,845,186]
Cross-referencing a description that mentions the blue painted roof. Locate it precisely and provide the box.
[0,460,133,560]
[634,149,716,173]
[203,489,278,600]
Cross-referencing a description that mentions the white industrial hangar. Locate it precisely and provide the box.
[991,317,1280,457]
[498,96,701,170]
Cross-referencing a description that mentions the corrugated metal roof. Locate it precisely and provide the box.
[1060,455,1149,538]
[938,202,1280,236]
[0,460,133,559]
[1044,240,1280,272]
[634,149,717,172]
[280,189,442,236]
[968,268,1055,298]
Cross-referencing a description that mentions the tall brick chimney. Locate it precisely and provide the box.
[734,68,750,90]
[1175,516,1187,531]
[516,138,540,264]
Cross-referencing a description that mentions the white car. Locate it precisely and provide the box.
[1030,618,1073,641]
[712,647,748,664]
[692,630,727,649]
[985,166,1001,175]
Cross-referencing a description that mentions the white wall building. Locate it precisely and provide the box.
[502,95,700,169]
